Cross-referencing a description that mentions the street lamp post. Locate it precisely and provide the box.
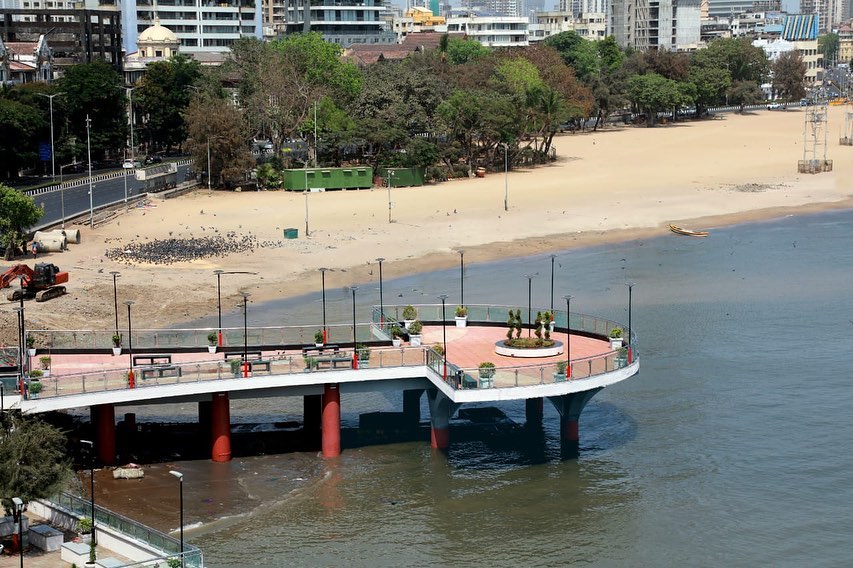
[12,497,23,568]
[125,301,135,388]
[549,254,556,312]
[80,439,96,545]
[214,269,224,347]
[563,295,572,377]
[439,294,448,380]
[458,250,464,307]
[376,258,385,328]
[168,471,184,568]
[350,286,358,345]
[36,92,63,182]
[626,282,635,362]
[86,115,94,228]
[119,86,136,162]
[387,171,393,223]
[525,274,535,337]
[207,138,212,194]
[304,188,310,237]
[13,306,24,396]
[240,292,250,377]
[502,142,508,211]
[319,268,328,343]
[109,271,120,334]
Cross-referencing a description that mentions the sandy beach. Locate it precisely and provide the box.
[3,106,852,342]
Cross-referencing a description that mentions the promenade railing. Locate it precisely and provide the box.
[48,491,203,568]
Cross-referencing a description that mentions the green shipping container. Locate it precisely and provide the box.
[283,228,298,239]
[379,167,425,187]
[282,167,374,191]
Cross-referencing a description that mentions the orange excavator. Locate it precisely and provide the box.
[0,263,69,302]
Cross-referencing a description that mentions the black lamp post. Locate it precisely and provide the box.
[240,292,250,376]
[458,250,464,307]
[80,439,95,545]
[214,269,224,347]
[350,286,358,345]
[12,496,22,568]
[525,274,535,337]
[109,271,120,334]
[626,282,635,362]
[169,470,184,567]
[376,258,385,329]
[125,301,135,388]
[549,255,556,312]
[563,295,572,377]
[319,268,328,343]
[439,294,448,380]
[13,306,24,396]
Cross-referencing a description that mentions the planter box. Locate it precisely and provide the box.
[409,334,422,347]
[609,337,623,349]
[0,515,28,538]
[112,347,122,356]
[29,524,63,552]
[455,316,467,328]
[208,345,217,353]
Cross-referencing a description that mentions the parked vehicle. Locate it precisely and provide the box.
[767,102,782,110]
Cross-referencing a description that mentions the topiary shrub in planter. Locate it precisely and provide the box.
[408,320,423,346]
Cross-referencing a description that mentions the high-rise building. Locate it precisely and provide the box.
[282,0,396,46]
[609,0,699,50]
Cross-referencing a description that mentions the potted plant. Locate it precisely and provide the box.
[390,325,403,347]
[432,343,444,356]
[609,327,623,349]
[402,305,417,328]
[303,356,317,372]
[314,330,325,348]
[356,344,371,368]
[554,360,568,382]
[544,310,555,333]
[616,346,628,367]
[478,361,496,387]
[77,517,93,543]
[455,305,468,328]
[26,334,36,356]
[111,333,122,356]
[39,355,51,377]
[27,377,43,398]
[408,320,423,346]
[229,358,242,377]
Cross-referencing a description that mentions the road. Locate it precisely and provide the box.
[28,163,192,229]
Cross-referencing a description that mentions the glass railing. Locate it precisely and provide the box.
[47,492,203,567]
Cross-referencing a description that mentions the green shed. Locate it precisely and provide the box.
[282,167,374,191]
[379,167,425,187]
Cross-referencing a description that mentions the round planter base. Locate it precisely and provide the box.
[495,340,563,358]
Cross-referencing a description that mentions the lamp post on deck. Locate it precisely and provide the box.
[125,301,135,388]
[350,286,358,345]
[525,274,536,337]
[240,292,250,377]
[549,254,556,312]
[376,258,385,328]
[626,282,635,362]
[169,470,184,567]
[439,294,448,380]
[12,497,23,568]
[80,439,96,546]
[458,250,464,307]
[563,295,573,377]
[110,271,120,335]
[319,268,328,343]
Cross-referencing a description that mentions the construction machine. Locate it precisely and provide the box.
[0,263,69,302]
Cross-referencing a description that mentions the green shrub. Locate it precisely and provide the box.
[610,328,623,339]
[408,320,423,334]
[478,361,496,378]
[314,330,325,344]
[402,305,417,320]
[455,305,468,317]
[207,332,218,345]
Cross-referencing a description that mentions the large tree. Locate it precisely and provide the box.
[58,61,127,160]
[135,55,203,153]
[0,414,73,512]
[184,97,254,189]
[688,65,732,116]
[626,73,687,126]
[0,184,43,259]
[694,38,770,86]
[818,33,839,67]
[0,98,45,180]
[772,52,808,102]
[543,31,600,82]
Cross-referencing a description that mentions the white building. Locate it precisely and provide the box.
[445,12,529,46]
[121,0,263,56]
[281,0,396,46]
[610,0,699,50]
[528,11,606,42]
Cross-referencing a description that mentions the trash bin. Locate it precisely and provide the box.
[284,228,298,239]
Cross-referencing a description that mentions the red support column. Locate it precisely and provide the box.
[561,417,579,442]
[321,384,341,458]
[211,392,232,462]
[430,426,450,450]
[95,404,116,465]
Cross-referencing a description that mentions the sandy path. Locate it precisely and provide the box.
[3,106,851,343]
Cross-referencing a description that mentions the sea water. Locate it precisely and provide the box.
[143,209,853,567]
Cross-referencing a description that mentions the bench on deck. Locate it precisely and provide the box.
[133,354,172,366]
[302,345,340,357]
[314,354,353,369]
[223,350,264,361]
[140,365,182,380]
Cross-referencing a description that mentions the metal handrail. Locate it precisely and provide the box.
[47,491,203,567]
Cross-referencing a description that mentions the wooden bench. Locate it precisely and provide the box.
[224,350,263,361]
[246,359,272,372]
[133,354,172,366]
[140,365,182,380]
[314,354,353,369]
[302,345,340,357]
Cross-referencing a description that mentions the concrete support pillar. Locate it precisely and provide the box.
[123,413,136,431]
[321,384,341,458]
[427,389,458,451]
[402,389,424,428]
[548,388,602,459]
[210,392,232,462]
[304,394,322,432]
[525,398,544,427]
[198,400,211,434]
[94,404,116,465]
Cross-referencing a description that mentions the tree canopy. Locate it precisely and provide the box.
[0,414,73,513]
[0,184,43,259]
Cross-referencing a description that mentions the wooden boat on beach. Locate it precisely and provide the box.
[669,224,709,237]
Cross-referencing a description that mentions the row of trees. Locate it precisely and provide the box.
[1,33,809,185]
